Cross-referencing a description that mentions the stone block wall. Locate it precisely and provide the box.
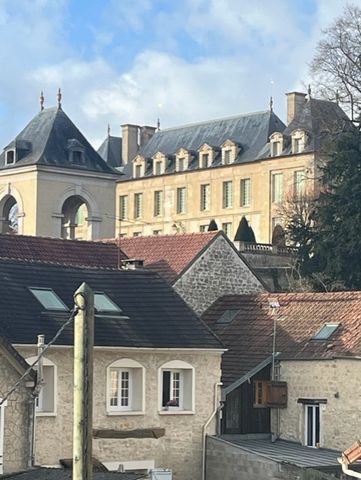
[18,346,222,480]
[174,235,265,316]
[0,350,32,474]
[274,358,361,450]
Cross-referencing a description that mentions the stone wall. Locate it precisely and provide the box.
[206,436,337,480]
[274,358,361,450]
[18,346,222,480]
[174,235,265,316]
[0,350,32,474]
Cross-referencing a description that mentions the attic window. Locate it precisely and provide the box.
[72,150,84,165]
[5,150,15,165]
[313,323,339,340]
[29,287,68,311]
[94,292,122,313]
[217,309,239,324]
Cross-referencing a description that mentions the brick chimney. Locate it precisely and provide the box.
[286,92,307,124]
[139,125,156,147]
[121,124,139,164]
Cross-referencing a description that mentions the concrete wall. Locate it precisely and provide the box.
[0,350,32,474]
[174,235,265,316]
[116,153,315,243]
[18,347,222,480]
[274,358,361,451]
[206,436,337,480]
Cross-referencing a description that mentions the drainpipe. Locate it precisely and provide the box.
[28,334,45,468]
[201,382,223,480]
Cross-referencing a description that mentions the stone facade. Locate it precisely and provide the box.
[0,350,32,474]
[206,436,335,480]
[174,235,265,315]
[273,359,361,450]
[18,346,222,480]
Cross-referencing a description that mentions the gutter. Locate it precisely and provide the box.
[338,457,361,479]
[201,382,223,480]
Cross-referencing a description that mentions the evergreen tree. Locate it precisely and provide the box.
[234,216,255,242]
[207,219,218,231]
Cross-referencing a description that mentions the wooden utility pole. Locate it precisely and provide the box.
[73,283,94,480]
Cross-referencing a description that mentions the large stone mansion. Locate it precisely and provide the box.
[0,91,349,243]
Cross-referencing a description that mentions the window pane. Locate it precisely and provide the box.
[29,288,68,311]
[162,371,171,406]
[240,178,251,207]
[222,223,232,237]
[154,190,163,217]
[294,170,306,198]
[171,371,181,406]
[177,187,186,214]
[110,370,118,406]
[120,371,130,407]
[201,153,209,168]
[119,195,128,220]
[94,293,121,312]
[222,181,233,208]
[200,184,210,211]
[272,173,283,203]
[134,193,143,218]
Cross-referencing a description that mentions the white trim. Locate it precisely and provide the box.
[26,356,57,416]
[304,403,321,447]
[158,360,195,413]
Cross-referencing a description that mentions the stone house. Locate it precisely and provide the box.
[112,231,266,315]
[0,257,223,480]
[0,335,35,474]
[202,291,361,452]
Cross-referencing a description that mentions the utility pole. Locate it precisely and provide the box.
[73,283,94,480]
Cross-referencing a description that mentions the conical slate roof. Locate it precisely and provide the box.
[0,107,118,174]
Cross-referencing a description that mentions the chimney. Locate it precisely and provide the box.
[139,125,156,147]
[121,258,144,270]
[121,124,139,164]
[286,92,307,124]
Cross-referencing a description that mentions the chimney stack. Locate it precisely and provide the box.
[121,124,139,165]
[139,125,157,147]
[286,92,307,124]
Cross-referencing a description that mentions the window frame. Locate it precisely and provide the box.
[222,180,233,209]
[176,187,186,214]
[134,192,143,219]
[106,358,145,415]
[153,190,163,217]
[29,287,68,311]
[119,195,129,221]
[222,222,232,237]
[200,184,210,211]
[27,356,57,416]
[158,360,195,415]
[240,178,251,207]
[5,149,16,166]
[94,292,122,314]
[271,173,283,204]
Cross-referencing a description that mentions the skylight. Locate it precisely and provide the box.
[217,309,240,324]
[313,323,340,340]
[94,292,122,313]
[29,288,68,311]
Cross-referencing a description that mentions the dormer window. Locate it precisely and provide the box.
[152,152,166,176]
[292,129,307,154]
[67,139,85,166]
[198,143,215,168]
[133,155,146,178]
[221,139,239,165]
[270,132,284,157]
[200,153,209,168]
[175,148,191,172]
[5,150,15,165]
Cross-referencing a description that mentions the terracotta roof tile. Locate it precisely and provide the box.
[0,233,125,269]
[108,232,219,283]
[202,292,361,387]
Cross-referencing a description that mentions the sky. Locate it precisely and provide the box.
[0,0,353,148]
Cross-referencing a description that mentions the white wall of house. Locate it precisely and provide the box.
[18,346,222,480]
[273,358,361,451]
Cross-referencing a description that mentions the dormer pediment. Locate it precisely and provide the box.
[270,132,284,157]
[133,155,146,178]
[220,139,241,165]
[291,129,308,154]
[175,148,194,172]
[152,151,167,175]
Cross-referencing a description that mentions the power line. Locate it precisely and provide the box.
[0,306,79,406]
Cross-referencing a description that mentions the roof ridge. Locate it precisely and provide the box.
[110,231,219,241]
[0,232,119,247]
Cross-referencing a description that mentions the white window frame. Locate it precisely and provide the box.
[134,192,143,219]
[304,403,321,448]
[176,187,186,214]
[158,360,195,415]
[119,195,128,221]
[106,359,145,415]
[272,173,283,203]
[27,356,57,416]
[5,149,16,166]
[222,181,233,208]
[240,178,251,207]
[292,130,307,154]
[222,222,232,237]
[294,170,306,198]
[153,190,163,217]
[200,184,210,211]
[200,153,209,169]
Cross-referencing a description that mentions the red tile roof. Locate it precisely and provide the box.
[202,292,361,387]
[109,231,220,283]
[0,233,124,269]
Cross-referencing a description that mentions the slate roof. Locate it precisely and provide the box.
[0,107,118,174]
[0,234,125,269]
[119,110,286,180]
[97,135,122,168]
[202,292,361,387]
[0,258,222,349]
[106,231,220,283]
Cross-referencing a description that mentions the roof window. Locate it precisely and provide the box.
[94,292,122,313]
[5,150,16,166]
[217,309,240,324]
[29,287,68,311]
[313,323,339,340]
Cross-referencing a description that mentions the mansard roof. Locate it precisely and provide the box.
[97,134,122,168]
[120,110,285,180]
[0,258,222,349]
[0,107,118,174]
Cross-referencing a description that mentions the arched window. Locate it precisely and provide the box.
[61,195,88,240]
[26,356,56,415]
[158,360,195,413]
[1,196,18,234]
[106,359,145,414]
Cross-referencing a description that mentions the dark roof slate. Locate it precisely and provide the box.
[0,259,222,350]
[97,135,122,168]
[120,110,285,180]
[0,107,118,174]
[202,292,361,387]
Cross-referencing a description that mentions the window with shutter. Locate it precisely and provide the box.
[266,381,287,408]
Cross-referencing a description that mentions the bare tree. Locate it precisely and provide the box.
[310,4,361,122]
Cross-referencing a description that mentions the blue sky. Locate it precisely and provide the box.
[0,0,352,148]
